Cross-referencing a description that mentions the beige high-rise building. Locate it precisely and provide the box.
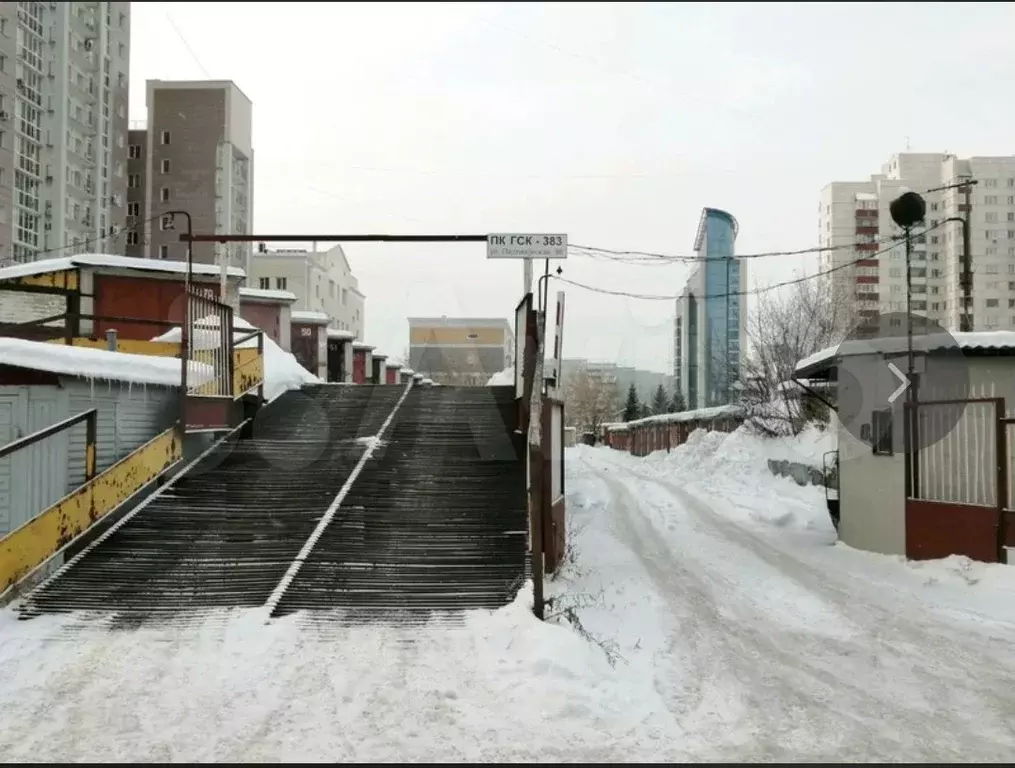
[820,152,1015,332]
[0,1,131,264]
[125,79,253,272]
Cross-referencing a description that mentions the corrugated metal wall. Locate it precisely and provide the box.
[64,379,178,491]
[0,379,178,537]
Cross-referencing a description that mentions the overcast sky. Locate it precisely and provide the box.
[130,2,1015,374]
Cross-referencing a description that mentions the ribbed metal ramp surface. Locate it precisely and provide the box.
[272,385,528,623]
[20,385,404,624]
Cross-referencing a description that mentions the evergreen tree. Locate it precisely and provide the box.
[651,383,669,415]
[622,383,640,421]
[640,402,652,419]
[668,388,686,414]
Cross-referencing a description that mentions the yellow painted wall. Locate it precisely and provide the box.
[0,426,182,593]
[1,269,80,291]
[46,337,182,357]
[409,326,507,345]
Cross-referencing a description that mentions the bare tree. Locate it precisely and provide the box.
[564,369,620,436]
[741,274,855,435]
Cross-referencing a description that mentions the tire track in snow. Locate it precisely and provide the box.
[587,451,1015,761]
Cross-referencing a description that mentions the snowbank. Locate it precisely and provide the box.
[486,366,514,386]
[151,323,320,402]
[0,337,213,389]
[598,424,833,531]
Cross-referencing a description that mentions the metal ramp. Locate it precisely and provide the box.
[271,386,528,622]
[19,385,402,623]
[19,384,528,626]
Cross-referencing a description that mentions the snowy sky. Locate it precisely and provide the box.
[129,2,1015,374]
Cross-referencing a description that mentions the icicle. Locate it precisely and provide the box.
[89,376,95,399]
[128,380,133,399]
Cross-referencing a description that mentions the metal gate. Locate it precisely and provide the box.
[905,397,1007,562]
[181,289,236,432]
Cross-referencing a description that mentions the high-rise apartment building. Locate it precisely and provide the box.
[0,1,131,264]
[124,79,253,271]
[673,207,746,410]
[819,152,1015,332]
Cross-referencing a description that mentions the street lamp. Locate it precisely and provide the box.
[889,191,927,389]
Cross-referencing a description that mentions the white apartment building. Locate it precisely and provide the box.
[246,244,365,339]
[0,1,131,264]
[820,152,1015,332]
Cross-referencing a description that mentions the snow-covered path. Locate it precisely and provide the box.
[576,445,1015,761]
[4,437,1015,761]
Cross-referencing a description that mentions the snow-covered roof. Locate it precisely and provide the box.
[0,253,245,282]
[325,328,355,340]
[352,341,375,351]
[794,331,1015,377]
[238,287,297,303]
[421,377,434,385]
[401,368,415,376]
[0,337,212,388]
[855,192,878,201]
[372,352,388,360]
[386,362,402,372]
[290,310,330,325]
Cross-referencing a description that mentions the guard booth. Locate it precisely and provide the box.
[399,368,415,385]
[326,328,354,383]
[371,353,388,385]
[385,363,402,384]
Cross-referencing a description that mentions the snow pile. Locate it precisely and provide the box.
[152,321,320,402]
[0,581,676,762]
[0,337,213,389]
[486,366,514,386]
[605,424,831,531]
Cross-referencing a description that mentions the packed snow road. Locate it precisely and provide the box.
[574,444,1015,761]
[3,436,1015,761]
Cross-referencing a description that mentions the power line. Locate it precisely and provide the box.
[1,214,167,267]
[162,4,213,79]
[568,228,920,265]
[553,222,943,302]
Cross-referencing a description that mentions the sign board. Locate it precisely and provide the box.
[487,234,567,260]
[549,291,565,393]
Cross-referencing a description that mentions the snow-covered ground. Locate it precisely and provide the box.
[3,428,1015,760]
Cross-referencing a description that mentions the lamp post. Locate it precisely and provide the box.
[890,191,927,491]
[889,191,927,390]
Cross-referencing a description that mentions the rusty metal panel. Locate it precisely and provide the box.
[45,337,181,357]
[0,426,182,593]
[233,347,264,396]
[0,269,80,291]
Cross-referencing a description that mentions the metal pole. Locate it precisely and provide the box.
[524,259,533,299]
[725,250,731,404]
[905,225,914,385]
[961,182,973,332]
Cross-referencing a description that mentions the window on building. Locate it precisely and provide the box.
[985,179,998,189]
[128,144,140,159]
[258,277,270,290]
[159,244,169,259]
[276,277,287,290]
[128,173,139,188]
[126,231,138,245]
[159,214,174,231]
[161,130,171,145]
[161,158,170,174]
[986,298,1000,308]
[127,202,139,217]
[871,409,893,456]
[986,195,998,205]
[160,187,170,202]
